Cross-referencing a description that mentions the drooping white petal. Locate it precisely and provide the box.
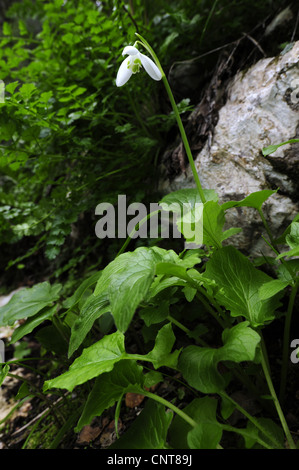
[116,56,132,87]
[139,53,162,81]
[122,46,139,56]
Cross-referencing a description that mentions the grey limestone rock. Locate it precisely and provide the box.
[160,41,299,256]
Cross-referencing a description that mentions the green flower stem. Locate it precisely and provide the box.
[115,394,123,439]
[280,279,299,403]
[260,336,296,449]
[219,391,284,449]
[143,390,197,427]
[261,234,280,257]
[161,78,206,203]
[135,33,206,203]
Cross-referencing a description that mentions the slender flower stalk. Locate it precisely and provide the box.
[116,34,206,203]
[135,34,206,203]
[260,336,296,449]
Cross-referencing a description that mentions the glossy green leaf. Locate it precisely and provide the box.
[258,279,290,300]
[146,275,186,301]
[0,282,62,326]
[262,139,299,156]
[187,398,223,449]
[155,262,191,282]
[160,189,222,247]
[276,221,299,260]
[244,418,284,449]
[277,260,299,282]
[274,214,299,244]
[143,370,164,389]
[45,322,179,393]
[0,364,10,386]
[203,246,281,326]
[44,331,126,392]
[94,248,159,332]
[93,247,180,333]
[221,190,277,211]
[179,322,260,393]
[10,305,57,344]
[161,190,226,248]
[159,188,218,212]
[202,200,225,248]
[63,271,102,310]
[183,285,197,302]
[16,381,32,400]
[168,397,222,449]
[220,395,236,420]
[68,292,110,358]
[139,302,169,326]
[285,222,299,249]
[276,246,299,260]
[176,202,204,246]
[221,226,242,241]
[142,323,180,369]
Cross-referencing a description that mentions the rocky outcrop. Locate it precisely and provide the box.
[160,41,299,256]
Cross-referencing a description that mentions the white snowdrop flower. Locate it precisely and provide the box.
[116,45,162,87]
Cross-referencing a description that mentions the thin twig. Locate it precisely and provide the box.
[122,3,139,32]
[168,39,244,77]
[242,32,266,57]
[10,397,64,437]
